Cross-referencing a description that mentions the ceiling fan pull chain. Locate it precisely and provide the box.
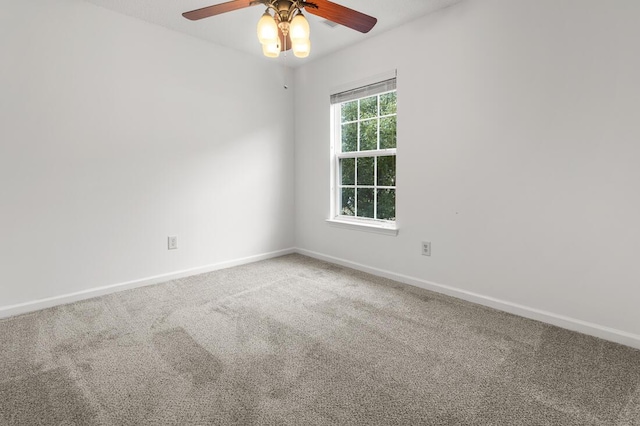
[283,35,289,89]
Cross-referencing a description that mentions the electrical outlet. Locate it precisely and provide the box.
[168,236,178,250]
[421,241,431,256]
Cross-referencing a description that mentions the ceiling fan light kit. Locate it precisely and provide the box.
[262,39,282,57]
[292,38,311,58]
[183,0,377,59]
[255,2,312,58]
[290,13,311,40]
[257,11,279,45]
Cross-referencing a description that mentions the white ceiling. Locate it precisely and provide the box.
[83,0,461,66]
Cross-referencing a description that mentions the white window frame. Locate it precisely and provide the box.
[327,77,398,236]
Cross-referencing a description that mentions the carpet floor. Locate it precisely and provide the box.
[1,254,639,425]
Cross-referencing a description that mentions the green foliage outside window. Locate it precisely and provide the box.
[342,122,357,152]
[360,120,377,151]
[338,90,397,221]
[360,96,378,119]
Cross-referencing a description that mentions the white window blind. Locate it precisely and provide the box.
[330,78,397,105]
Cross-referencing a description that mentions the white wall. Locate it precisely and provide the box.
[294,0,640,342]
[2,0,639,347]
[0,0,294,309]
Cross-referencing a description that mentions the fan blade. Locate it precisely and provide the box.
[183,0,257,21]
[305,0,377,33]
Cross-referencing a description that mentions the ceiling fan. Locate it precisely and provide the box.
[182,0,377,58]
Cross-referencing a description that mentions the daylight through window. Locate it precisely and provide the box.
[331,78,397,224]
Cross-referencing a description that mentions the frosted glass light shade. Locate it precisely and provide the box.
[292,38,311,58]
[262,40,281,58]
[257,12,278,45]
[290,13,310,42]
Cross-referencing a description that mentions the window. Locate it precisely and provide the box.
[329,78,397,233]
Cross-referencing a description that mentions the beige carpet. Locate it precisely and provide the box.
[1,254,639,425]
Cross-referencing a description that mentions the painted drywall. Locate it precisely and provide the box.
[293,0,640,338]
[0,0,294,308]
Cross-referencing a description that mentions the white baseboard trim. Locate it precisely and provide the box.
[295,248,640,350]
[0,248,296,320]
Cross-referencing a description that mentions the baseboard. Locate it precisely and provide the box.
[0,248,296,320]
[4,246,638,350]
[295,248,640,350]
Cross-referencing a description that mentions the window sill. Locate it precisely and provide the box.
[326,218,399,236]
